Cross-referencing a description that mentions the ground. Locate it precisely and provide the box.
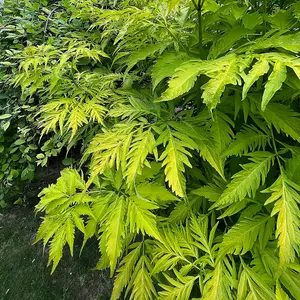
[0,207,112,300]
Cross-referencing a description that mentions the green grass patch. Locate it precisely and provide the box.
[0,207,112,300]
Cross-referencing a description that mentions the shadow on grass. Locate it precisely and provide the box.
[0,207,112,300]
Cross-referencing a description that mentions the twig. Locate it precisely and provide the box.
[43,7,58,42]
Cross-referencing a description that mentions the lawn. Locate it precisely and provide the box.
[0,207,112,300]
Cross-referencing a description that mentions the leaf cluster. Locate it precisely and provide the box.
[2,0,300,299]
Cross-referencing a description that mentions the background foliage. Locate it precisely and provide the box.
[2,0,300,299]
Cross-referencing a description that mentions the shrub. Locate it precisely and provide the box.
[8,0,300,298]
[0,0,76,205]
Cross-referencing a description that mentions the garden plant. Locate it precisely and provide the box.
[1,0,300,299]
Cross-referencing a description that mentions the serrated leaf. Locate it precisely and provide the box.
[263,173,300,264]
[136,182,178,202]
[65,218,75,256]
[242,12,263,29]
[202,260,234,300]
[152,51,191,90]
[71,212,86,234]
[220,214,274,255]
[158,126,196,197]
[158,270,196,300]
[111,243,142,300]
[127,196,161,240]
[209,27,251,59]
[242,59,269,100]
[125,43,166,73]
[253,99,300,143]
[202,55,242,111]
[129,255,156,300]
[214,152,275,208]
[262,61,287,110]
[223,125,270,157]
[49,227,66,274]
[158,60,203,101]
[238,262,276,300]
[125,128,157,186]
[106,196,126,274]
[241,32,300,53]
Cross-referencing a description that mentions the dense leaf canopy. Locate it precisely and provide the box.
[1,0,300,299]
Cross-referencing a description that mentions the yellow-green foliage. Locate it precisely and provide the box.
[8,0,300,299]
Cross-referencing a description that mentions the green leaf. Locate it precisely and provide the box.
[129,255,156,300]
[214,152,275,208]
[86,124,135,181]
[65,218,75,256]
[152,224,197,274]
[3,121,10,131]
[198,140,225,178]
[242,59,269,100]
[220,214,274,255]
[276,283,290,300]
[152,51,191,90]
[71,212,86,234]
[268,9,294,31]
[241,32,300,53]
[21,165,35,181]
[15,138,26,145]
[67,105,88,140]
[124,43,166,73]
[262,61,287,110]
[111,243,142,300]
[209,27,251,59]
[36,153,45,159]
[105,196,126,274]
[209,111,234,154]
[263,173,300,264]
[158,60,203,101]
[62,158,73,166]
[202,260,235,300]
[127,196,161,241]
[136,182,179,203]
[169,119,225,178]
[238,262,276,300]
[202,55,243,111]
[242,12,263,29]
[158,126,197,197]
[254,99,300,143]
[125,128,157,186]
[49,226,66,274]
[223,125,270,158]
[0,114,12,120]
[158,270,196,300]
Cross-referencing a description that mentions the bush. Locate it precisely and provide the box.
[3,0,300,298]
[0,0,75,206]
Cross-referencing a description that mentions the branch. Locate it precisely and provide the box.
[197,8,203,58]
[43,7,58,42]
[191,0,198,9]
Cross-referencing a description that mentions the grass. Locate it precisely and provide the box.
[0,207,112,300]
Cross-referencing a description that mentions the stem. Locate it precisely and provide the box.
[197,8,203,58]
[191,0,204,58]
[270,126,283,172]
[263,0,267,35]
[159,19,190,55]
[43,7,58,43]
[191,0,198,8]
